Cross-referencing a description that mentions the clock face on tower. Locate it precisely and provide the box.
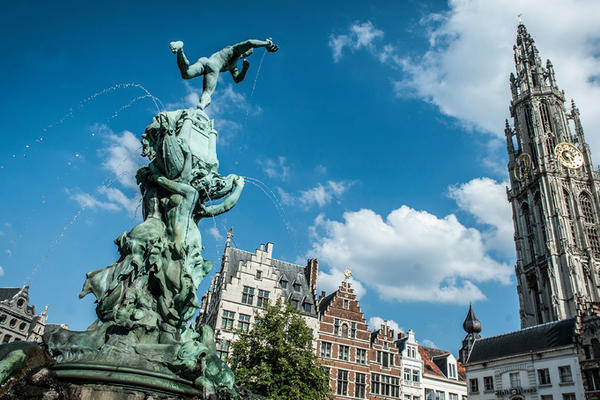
[513,152,532,181]
[555,142,583,169]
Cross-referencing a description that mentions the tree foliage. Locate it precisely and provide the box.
[228,299,331,400]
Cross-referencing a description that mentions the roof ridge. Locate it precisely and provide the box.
[474,317,576,343]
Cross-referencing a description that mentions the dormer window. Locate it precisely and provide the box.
[343,299,349,309]
[448,362,457,379]
[280,280,288,289]
[255,270,262,280]
[16,299,24,308]
[293,283,301,292]
[303,302,312,313]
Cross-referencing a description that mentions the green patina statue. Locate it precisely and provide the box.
[27,39,277,399]
[169,38,279,110]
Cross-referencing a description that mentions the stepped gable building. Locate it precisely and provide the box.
[0,285,48,343]
[317,278,467,400]
[505,22,600,328]
[576,303,600,399]
[458,304,482,364]
[197,232,319,360]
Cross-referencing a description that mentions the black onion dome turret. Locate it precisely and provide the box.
[462,303,482,334]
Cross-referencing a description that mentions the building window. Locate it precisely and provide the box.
[255,270,262,280]
[585,369,600,390]
[338,345,349,361]
[538,368,551,385]
[562,394,575,400]
[9,319,16,328]
[355,372,366,398]
[414,397,420,400]
[293,282,301,292]
[215,339,230,360]
[426,389,435,400]
[404,368,411,381]
[372,373,380,395]
[580,194,595,224]
[407,345,416,358]
[448,363,457,378]
[510,372,521,388]
[469,378,479,393]
[320,341,332,358]
[351,322,356,338]
[587,226,600,258]
[19,322,26,331]
[2,335,11,343]
[449,394,458,400]
[241,286,254,305]
[343,299,349,309]
[559,366,573,384]
[413,369,420,383]
[341,323,349,338]
[381,375,391,397]
[435,391,445,400]
[280,279,288,289]
[0,314,5,324]
[336,369,348,396]
[291,299,299,308]
[334,318,340,335]
[540,396,553,400]
[303,302,311,313]
[356,348,367,364]
[238,314,251,332]
[257,290,269,307]
[391,376,400,397]
[221,310,235,330]
[483,376,494,391]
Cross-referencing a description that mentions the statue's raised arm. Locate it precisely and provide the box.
[169,38,279,110]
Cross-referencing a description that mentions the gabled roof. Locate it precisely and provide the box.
[0,287,22,302]
[419,345,466,382]
[318,290,337,314]
[467,317,576,364]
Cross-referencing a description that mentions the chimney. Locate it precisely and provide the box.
[306,259,319,293]
[266,242,274,258]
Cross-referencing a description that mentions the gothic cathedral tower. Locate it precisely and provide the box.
[506,24,600,328]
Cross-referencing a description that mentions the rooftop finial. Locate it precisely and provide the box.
[343,268,352,282]
[225,227,233,248]
[463,303,482,334]
[517,13,523,24]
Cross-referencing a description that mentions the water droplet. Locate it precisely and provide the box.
[25,145,30,148]
[75,153,80,158]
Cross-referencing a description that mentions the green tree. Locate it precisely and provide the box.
[228,298,331,400]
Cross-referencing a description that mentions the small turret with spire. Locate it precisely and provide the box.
[458,304,482,364]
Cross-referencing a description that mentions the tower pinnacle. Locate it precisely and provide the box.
[462,303,482,334]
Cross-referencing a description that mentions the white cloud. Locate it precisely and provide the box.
[208,226,223,241]
[100,127,144,190]
[329,21,384,62]
[0,266,4,277]
[279,181,353,209]
[68,190,120,212]
[318,267,367,299]
[332,2,600,160]
[309,206,512,305]
[260,156,290,181]
[448,178,514,257]
[368,316,403,335]
[420,339,437,348]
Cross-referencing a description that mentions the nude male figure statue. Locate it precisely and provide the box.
[169,38,279,110]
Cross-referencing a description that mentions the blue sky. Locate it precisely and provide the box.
[1,0,600,355]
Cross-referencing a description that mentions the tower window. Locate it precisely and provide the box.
[540,102,553,132]
[580,194,595,224]
[587,226,600,258]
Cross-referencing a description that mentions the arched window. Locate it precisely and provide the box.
[580,193,595,224]
[564,190,577,246]
[16,298,24,308]
[341,323,349,338]
[546,135,556,156]
[534,193,547,245]
[587,226,600,258]
[2,335,11,343]
[9,319,16,328]
[539,102,553,132]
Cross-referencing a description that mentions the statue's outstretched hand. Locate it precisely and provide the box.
[242,59,250,69]
[170,41,184,54]
[265,38,279,53]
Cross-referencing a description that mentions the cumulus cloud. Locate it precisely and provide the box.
[329,21,384,62]
[309,206,512,305]
[279,181,353,209]
[68,190,120,212]
[318,267,367,299]
[420,339,437,348]
[259,156,290,181]
[208,226,223,241]
[448,178,514,257]
[368,316,403,335]
[100,127,144,190]
[332,2,600,159]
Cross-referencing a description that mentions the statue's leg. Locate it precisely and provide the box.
[199,72,218,110]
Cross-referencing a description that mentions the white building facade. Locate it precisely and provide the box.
[0,286,47,343]
[466,318,584,400]
[198,235,319,360]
